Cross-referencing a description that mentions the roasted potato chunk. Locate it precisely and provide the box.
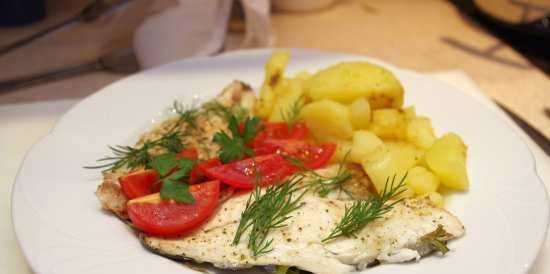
[306,62,404,108]
[361,144,419,197]
[256,51,289,118]
[369,109,407,140]
[407,116,436,150]
[425,133,469,190]
[405,166,440,195]
[300,100,354,140]
[349,97,372,130]
[350,130,385,163]
[268,77,305,122]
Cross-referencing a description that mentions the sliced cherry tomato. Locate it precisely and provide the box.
[189,158,221,184]
[119,169,160,199]
[203,154,296,189]
[218,186,236,204]
[127,180,220,236]
[254,122,308,141]
[176,148,198,160]
[253,139,336,169]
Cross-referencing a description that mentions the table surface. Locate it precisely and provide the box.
[0,0,548,139]
[0,0,549,273]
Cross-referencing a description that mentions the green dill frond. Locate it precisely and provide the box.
[283,152,354,198]
[173,100,198,128]
[280,96,304,128]
[233,174,307,257]
[203,101,250,123]
[85,129,185,171]
[156,131,184,153]
[322,173,407,242]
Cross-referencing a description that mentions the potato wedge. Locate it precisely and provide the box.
[268,78,305,122]
[405,166,440,195]
[350,130,385,163]
[306,62,404,108]
[330,139,353,163]
[427,191,444,207]
[425,133,469,190]
[361,144,418,196]
[349,97,372,130]
[369,109,407,140]
[403,105,416,120]
[407,116,436,150]
[256,51,289,118]
[300,100,354,140]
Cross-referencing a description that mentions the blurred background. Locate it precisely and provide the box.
[0,1,549,273]
[0,0,548,139]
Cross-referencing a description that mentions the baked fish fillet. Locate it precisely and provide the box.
[95,80,256,219]
[141,190,464,274]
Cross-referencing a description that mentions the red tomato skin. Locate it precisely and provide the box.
[252,139,336,169]
[203,154,295,189]
[305,143,337,169]
[189,158,221,184]
[127,180,220,237]
[119,169,160,199]
[253,122,308,143]
[176,148,198,160]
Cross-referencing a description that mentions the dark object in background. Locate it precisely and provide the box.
[0,48,140,92]
[0,0,46,26]
[0,0,132,56]
[449,0,550,75]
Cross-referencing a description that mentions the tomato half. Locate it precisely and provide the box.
[203,154,296,189]
[253,139,336,169]
[127,180,220,236]
[189,158,221,184]
[251,122,308,145]
[119,169,160,199]
[176,148,198,160]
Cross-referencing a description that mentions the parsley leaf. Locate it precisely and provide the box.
[213,115,262,163]
[149,153,177,176]
[149,152,196,204]
[161,179,195,203]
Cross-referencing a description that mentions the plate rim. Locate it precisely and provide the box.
[11,48,550,274]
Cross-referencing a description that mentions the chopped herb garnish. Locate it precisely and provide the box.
[322,174,407,242]
[284,153,354,198]
[150,152,195,203]
[421,224,452,255]
[213,115,262,163]
[233,174,307,257]
[203,101,250,123]
[280,96,304,129]
[85,130,184,171]
[173,101,198,128]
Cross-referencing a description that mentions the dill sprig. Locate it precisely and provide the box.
[283,153,354,198]
[233,174,307,257]
[280,96,304,128]
[203,101,250,123]
[173,101,198,128]
[85,130,184,171]
[322,173,408,242]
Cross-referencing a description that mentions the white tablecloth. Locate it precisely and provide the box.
[1,71,548,274]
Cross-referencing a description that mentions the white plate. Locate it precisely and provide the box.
[12,49,549,274]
